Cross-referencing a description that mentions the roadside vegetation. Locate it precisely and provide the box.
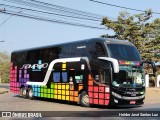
[0,51,10,83]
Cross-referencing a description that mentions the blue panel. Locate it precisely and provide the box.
[37,87,40,92]
[37,92,40,97]
[62,72,67,82]
[53,72,60,82]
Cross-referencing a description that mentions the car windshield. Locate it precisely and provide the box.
[112,65,145,88]
[106,44,141,61]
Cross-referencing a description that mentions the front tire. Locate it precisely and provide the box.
[80,91,90,107]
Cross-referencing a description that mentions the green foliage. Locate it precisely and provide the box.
[0,51,10,83]
[101,9,160,61]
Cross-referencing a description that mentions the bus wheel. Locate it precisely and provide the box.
[80,91,89,107]
[22,87,28,98]
[19,87,23,97]
[28,88,34,100]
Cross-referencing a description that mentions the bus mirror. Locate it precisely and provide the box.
[143,61,156,74]
[98,57,119,73]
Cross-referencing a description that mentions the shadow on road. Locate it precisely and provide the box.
[13,95,141,110]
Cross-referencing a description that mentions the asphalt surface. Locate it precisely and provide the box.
[0,84,160,119]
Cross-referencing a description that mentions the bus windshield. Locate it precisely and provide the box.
[106,44,141,61]
[112,65,145,88]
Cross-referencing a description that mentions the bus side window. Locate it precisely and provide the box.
[53,72,60,82]
[62,72,68,82]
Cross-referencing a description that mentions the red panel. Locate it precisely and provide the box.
[88,86,93,92]
[93,99,98,104]
[105,93,110,99]
[105,100,109,105]
[99,93,104,99]
[88,92,93,98]
[89,98,93,104]
[93,86,98,92]
[93,92,98,98]
[99,99,104,105]
[99,87,105,92]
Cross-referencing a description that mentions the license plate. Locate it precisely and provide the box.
[130,101,136,104]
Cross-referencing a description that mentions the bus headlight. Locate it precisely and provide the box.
[112,91,122,99]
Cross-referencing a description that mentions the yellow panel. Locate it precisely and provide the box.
[62,96,65,100]
[54,90,58,94]
[62,85,66,90]
[58,95,61,99]
[66,96,69,101]
[62,90,65,95]
[57,85,61,89]
[65,84,70,89]
[58,90,61,94]
[54,95,57,99]
[66,91,69,95]
[62,64,66,69]
[54,84,58,89]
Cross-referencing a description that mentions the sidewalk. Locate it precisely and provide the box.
[0,88,9,94]
[144,87,160,104]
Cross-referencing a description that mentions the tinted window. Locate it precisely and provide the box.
[107,44,141,61]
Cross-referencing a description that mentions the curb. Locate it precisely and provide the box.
[0,91,8,94]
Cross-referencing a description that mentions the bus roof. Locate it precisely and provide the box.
[12,38,134,53]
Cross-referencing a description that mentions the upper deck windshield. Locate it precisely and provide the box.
[106,43,141,61]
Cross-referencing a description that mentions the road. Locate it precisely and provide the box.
[0,84,160,119]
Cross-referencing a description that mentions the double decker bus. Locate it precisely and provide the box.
[10,38,155,107]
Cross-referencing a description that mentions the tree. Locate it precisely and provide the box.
[101,10,160,61]
[0,51,10,83]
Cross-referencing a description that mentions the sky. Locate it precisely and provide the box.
[0,0,160,54]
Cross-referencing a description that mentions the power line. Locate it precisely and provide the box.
[0,4,100,22]
[3,0,103,19]
[0,9,107,30]
[90,0,160,15]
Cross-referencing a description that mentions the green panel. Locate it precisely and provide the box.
[44,93,47,98]
[47,94,50,98]
[50,83,54,88]
[44,89,47,93]
[40,93,44,97]
[51,94,54,98]
[42,85,47,88]
[47,89,51,93]
[51,89,54,94]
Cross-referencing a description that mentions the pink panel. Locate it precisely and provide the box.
[88,86,93,92]
[93,92,98,98]
[99,99,104,105]
[14,66,17,70]
[99,93,104,99]
[93,86,98,92]
[105,100,109,105]
[89,98,93,104]
[88,92,93,98]
[99,87,105,92]
[93,99,98,104]
[105,93,110,99]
